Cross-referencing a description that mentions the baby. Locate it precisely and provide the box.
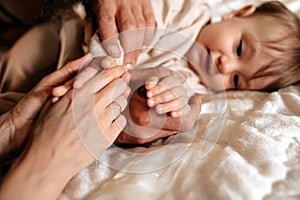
[86,1,299,106]
[188,1,300,91]
[55,0,300,145]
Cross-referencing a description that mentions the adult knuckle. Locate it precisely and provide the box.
[122,18,136,30]
[144,14,155,26]
[98,15,115,26]
[136,18,145,28]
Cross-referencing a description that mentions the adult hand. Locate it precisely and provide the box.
[0,54,93,158]
[84,0,156,67]
[115,67,202,146]
[115,91,201,146]
[0,63,129,200]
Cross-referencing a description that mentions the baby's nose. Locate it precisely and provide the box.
[216,55,232,74]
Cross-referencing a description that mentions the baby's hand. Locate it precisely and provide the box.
[145,73,190,117]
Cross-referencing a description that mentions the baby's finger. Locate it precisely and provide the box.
[147,86,186,107]
[155,96,188,114]
[145,76,159,90]
[51,96,60,103]
[170,105,191,118]
[147,76,185,97]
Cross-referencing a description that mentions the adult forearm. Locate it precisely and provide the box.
[0,156,70,200]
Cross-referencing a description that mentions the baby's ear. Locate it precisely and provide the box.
[222,5,256,20]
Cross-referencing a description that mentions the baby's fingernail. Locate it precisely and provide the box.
[52,97,59,103]
[146,81,156,89]
[148,98,155,106]
[171,111,178,117]
[156,105,164,114]
[147,91,153,97]
[126,63,133,69]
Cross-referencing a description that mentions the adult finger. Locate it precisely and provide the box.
[108,115,127,142]
[74,56,117,88]
[118,8,138,67]
[52,78,75,97]
[123,5,145,66]
[84,11,97,45]
[100,56,117,69]
[94,78,128,107]
[142,0,156,48]
[103,95,128,122]
[40,53,93,87]
[97,2,121,58]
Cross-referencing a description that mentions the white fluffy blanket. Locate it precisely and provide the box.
[59,1,300,199]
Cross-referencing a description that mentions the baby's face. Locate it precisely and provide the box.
[193,15,278,91]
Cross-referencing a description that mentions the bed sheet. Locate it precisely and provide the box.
[59,0,300,199]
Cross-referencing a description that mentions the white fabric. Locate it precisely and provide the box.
[60,0,300,199]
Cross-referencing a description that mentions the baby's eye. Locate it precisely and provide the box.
[236,40,243,57]
[233,74,239,88]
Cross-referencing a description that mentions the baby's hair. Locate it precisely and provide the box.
[249,1,300,90]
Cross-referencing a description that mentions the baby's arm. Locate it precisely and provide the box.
[144,74,190,117]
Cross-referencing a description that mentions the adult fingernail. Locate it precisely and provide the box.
[146,81,156,89]
[108,45,120,56]
[82,53,93,66]
[142,44,148,52]
[126,63,133,69]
